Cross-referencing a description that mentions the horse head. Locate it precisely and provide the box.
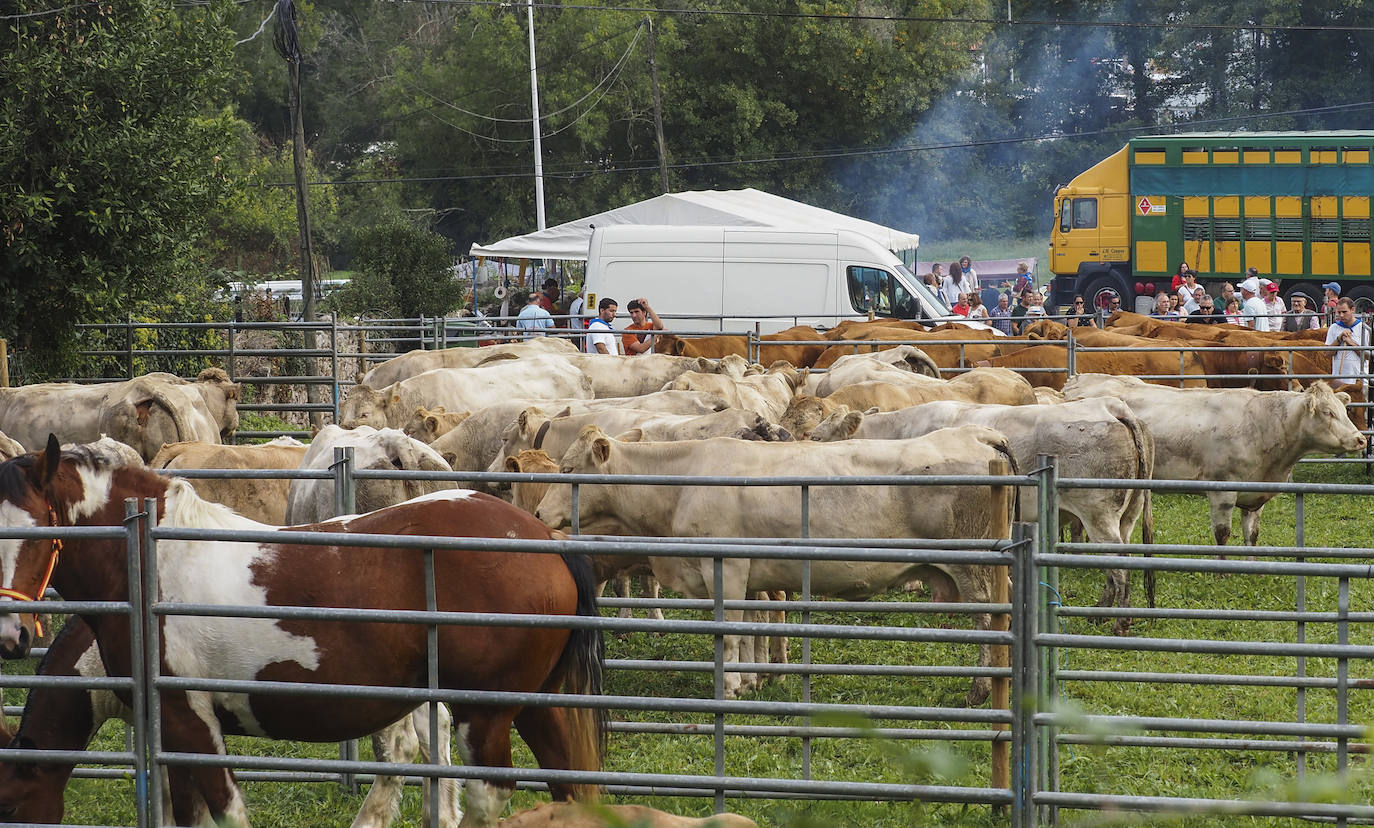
[0,435,67,660]
[0,733,66,824]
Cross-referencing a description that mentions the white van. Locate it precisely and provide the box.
[582,225,963,335]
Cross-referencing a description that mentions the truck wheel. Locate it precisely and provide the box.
[1081,272,1130,313]
[1348,285,1374,315]
[1286,281,1322,311]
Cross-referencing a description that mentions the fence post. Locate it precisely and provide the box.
[124,499,150,828]
[1065,329,1076,379]
[1010,520,1040,828]
[1034,454,1060,825]
[800,485,812,781]
[712,552,726,814]
[0,339,8,387]
[330,314,341,425]
[331,446,360,793]
[140,498,165,828]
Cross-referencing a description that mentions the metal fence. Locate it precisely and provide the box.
[1,456,1370,826]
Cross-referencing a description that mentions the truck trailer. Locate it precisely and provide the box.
[1048,132,1374,312]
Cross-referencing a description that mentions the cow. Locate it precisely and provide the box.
[1063,374,1366,547]
[808,346,942,396]
[662,364,805,421]
[811,398,1155,627]
[0,375,224,462]
[974,345,1208,390]
[428,392,731,482]
[402,406,473,443]
[488,406,789,480]
[553,354,730,398]
[1063,327,1292,391]
[0,430,24,459]
[780,367,1037,439]
[653,325,828,368]
[534,425,1016,702]
[360,337,579,388]
[340,356,595,429]
[151,437,308,524]
[284,425,456,524]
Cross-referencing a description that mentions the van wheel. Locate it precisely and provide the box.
[1081,271,1130,313]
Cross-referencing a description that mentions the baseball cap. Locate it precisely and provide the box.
[1263,281,1280,294]
[1237,277,1260,294]
[1322,281,1342,293]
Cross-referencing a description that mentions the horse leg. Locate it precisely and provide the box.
[455,714,517,828]
[350,716,418,828]
[158,696,248,828]
[411,704,463,828]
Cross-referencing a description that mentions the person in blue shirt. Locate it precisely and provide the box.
[514,292,554,339]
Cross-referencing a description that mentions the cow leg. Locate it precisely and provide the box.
[767,591,789,670]
[413,704,463,828]
[645,575,665,624]
[1207,492,1238,551]
[615,574,633,620]
[352,716,418,828]
[1240,504,1265,548]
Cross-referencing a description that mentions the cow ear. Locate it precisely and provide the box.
[554,407,572,419]
[504,456,522,472]
[671,340,686,356]
[425,415,438,430]
[389,394,401,406]
[1337,391,1352,405]
[441,451,458,467]
[838,411,863,438]
[696,357,711,372]
[864,407,880,415]
[618,428,644,443]
[592,436,612,464]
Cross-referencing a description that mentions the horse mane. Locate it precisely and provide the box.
[163,478,272,531]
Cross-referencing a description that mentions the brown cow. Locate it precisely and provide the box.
[654,325,827,368]
[812,326,1008,374]
[975,345,1208,390]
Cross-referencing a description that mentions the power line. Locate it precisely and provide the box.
[387,0,1374,35]
[261,99,1374,189]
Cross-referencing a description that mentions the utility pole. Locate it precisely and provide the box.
[527,0,546,229]
[646,18,670,194]
[275,0,322,425]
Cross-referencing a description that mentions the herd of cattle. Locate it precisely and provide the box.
[0,310,1364,700]
[0,310,1365,825]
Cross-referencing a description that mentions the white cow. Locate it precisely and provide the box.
[805,345,942,396]
[1063,374,1366,546]
[284,425,456,524]
[535,425,1016,701]
[340,356,594,430]
[360,338,578,388]
[152,437,308,524]
[661,365,804,421]
[812,398,1155,622]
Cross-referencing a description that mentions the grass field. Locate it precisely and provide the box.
[9,460,1373,827]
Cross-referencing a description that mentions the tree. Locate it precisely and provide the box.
[333,219,460,318]
[0,0,241,374]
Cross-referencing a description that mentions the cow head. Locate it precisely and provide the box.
[339,384,389,429]
[505,449,558,515]
[779,395,848,440]
[809,410,863,442]
[717,354,750,378]
[534,425,615,532]
[1299,382,1368,454]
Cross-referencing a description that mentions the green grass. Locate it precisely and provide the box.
[16,460,1374,826]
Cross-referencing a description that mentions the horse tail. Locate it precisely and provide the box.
[554,550,607,801]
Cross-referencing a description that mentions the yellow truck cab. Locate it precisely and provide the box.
[1049,133,1374,312]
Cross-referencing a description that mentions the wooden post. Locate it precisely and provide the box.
[0,339,8,387]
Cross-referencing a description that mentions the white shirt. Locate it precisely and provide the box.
[960,268,978,296]
[1326,319,1369,387]
[585,317,619,354]
[1177,283,1200,314]
[1242,295,1271,331]
[940,275,961,306]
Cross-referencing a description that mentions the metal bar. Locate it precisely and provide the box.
[141,498,164,828]
[426,547,440,828]
[800,484,811,782]
[124,500,149,828]
[331,446,359,793]
[712,552,725,814]
[1297,491,1308,782]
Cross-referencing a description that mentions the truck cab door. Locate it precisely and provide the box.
[1053,196,1101,273]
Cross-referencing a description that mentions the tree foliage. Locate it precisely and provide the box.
[0,0,241,368]
[332,219,460,318]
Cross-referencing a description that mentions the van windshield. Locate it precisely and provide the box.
[896,264,949,316]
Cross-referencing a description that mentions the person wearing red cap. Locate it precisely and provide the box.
[1260,280,1286,328]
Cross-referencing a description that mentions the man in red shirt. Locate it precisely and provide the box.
[621,297,664,355]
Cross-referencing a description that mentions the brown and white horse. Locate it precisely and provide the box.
[0,615,460,826]
[0,437,605,827]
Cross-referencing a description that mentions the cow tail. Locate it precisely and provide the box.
[554,550,607,799]
[1117,408,1157,609]
[989,437,1019,538]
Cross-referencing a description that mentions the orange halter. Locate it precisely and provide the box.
[0,506,62,637]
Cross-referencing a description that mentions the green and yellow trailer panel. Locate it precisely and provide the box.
[1128,132,1374,303]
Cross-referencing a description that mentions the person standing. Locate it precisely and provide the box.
[1284,296,1321,332]
[958,255,979,297]
[950,293,971,317]
[1010,288,1033,334]
[1216,282,1239,312]
[1238,276,1270,331]
[585,297,620,354]
[1177,270,1201,313]
[621,297,664,355]
[1261,280,1286,329]
[941,263,963,307]
[1012,261,1032,296]
[1187,295,1223,324]
[924,262,944,292]
[989,293,1013,334]
[1326,297,1369,390]
[515,292,554,339]
[1322,282,1342,322]
[538,277,561,315]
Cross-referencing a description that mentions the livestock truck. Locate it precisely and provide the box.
[1048,132,1374,313]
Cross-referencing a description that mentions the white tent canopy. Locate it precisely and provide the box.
[468,188,919,261]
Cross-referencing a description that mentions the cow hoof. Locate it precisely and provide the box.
[1111,617,1133,637]
[965,678,991,708]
